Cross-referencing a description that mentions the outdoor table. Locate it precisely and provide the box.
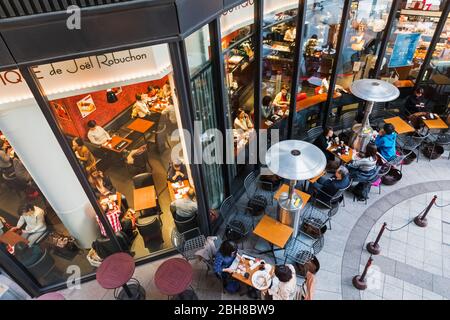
[231,254,275,291]
[133,186,157,211]
[96,252,145,300]
[384,116,415,135]
[274,184,311,208]
[327,144,354,163]
[101,135,132,153]
[154,258,193,297]
[423,117,449,130]
[253,215,293,264]
[0,230,29,247]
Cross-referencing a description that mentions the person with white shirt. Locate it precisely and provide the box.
[132,94,151,119]
[87,120,111,146]
[234,110,254,132]
[12,204,47,245]
[265,264,297,300]
[161,97,177,125]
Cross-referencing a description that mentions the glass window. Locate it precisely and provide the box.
[261,0,298,141]
[293,0,346,138]
[185,26,226,219]
[221,1,257,191]
[33,44,198,262]
[379,0,444,83]
[327,0,394,127]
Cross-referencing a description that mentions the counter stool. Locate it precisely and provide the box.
[154,258,193,299]
[96,252,145,300]
[35,292,65,300]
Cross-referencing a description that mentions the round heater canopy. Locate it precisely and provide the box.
[351,79,400,102]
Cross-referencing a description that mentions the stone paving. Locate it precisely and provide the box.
[47,155,450,299]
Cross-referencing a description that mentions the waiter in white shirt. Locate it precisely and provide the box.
[87,120,112,146]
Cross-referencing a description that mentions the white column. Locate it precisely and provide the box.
[0,99,99,248]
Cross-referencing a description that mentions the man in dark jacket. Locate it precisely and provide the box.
[311,166,351,204]
[405,87,426,115]
[313,127,335,162]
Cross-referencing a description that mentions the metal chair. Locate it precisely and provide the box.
[334,111,357,131]
[243,171,274,206]
[299,205,329,239]
[388,149,413,172]
[171,228,206,261]
[397,133,429,163]
[284,236,320,265]
[372,163,391,195]
[427,133,450,161]
[219,196,254,245]
[305,127,323,143]
[326,202,340,230]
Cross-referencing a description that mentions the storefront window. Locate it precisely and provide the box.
[422,15,450,105]
[328,0,393,126]
[33,44,198,262]
[261,0,298,141]
[293,0,345,138]
[185,26,226,217]
[0,71,96,287]
[379,0,444,83]
[221,1,257,191]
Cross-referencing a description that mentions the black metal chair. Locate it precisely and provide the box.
[219,196,254,246]
[171,228,206,261]
[305,127,323,143]
[427,133,450,161]
[132,173,154,189]
[243,171,274,206]
[27,249,57,281]
[174,214,198,235]
[283,235,324,265]
[136,215,163,247]
[397,133,430,163]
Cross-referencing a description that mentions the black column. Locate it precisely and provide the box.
[168,41,211,236]
[254,0,263,159]
[322,0,352,128]
[415,1,450,89]
[209,19,232,197]
[287,0,307,139]
[373,0,401,79]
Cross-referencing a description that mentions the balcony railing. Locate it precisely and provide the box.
[0,0,135,19]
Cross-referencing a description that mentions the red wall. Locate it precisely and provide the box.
[50,76,168,138]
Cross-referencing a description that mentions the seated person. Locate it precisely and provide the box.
[72,137,97,173]
[310,166,351,204]
[375,123,397,162]
[234,110,254,132]
[261,96,274,119]
[161,97,177,125]
[273,86,290,109]
[313,127,339,170]
[14,242,44,268]
[170,188,198,221]
[0,139,12,172]
[347,143,378,182]
[162,80,172,98]
[12,204,47,245]
[167,159,187,183]
[0,216,8,235]
[284,27,296,42]
[97,199,134,241]
[12,155,32,186]
[87,120,111,146]
[264,264,297,300]
[132,94,151,119]
[405,87,426,115]
[214,240,240,291]
[88,170,116,198]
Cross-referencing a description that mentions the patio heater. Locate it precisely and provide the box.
[350,79,400,152]
[265,140,326,236]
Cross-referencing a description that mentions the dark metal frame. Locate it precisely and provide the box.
[373,0,402,79]
[322,0,352,128]
[287,0,307,139]
[254,0,263,156]
[415,0,450,89]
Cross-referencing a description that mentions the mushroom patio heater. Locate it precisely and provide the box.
[350,79,400,152]
[265,140,326,236]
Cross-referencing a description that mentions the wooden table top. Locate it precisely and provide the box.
[101,136,132,153]
[394,80,415,88]
[127,118,155,133]
[0,230,29,246]
[309,171,326,184]
[168,180,190,202]
[384,117,415,135]
[133,186,157,211]
[328,144,354,163]
[274,184,311,209]
[423,117,449,130]
[253,215,294,249]
[232,256,275,289]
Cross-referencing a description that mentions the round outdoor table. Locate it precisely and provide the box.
[154,258,193,297]
[96,252,145,300]
[36,292,65,300]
